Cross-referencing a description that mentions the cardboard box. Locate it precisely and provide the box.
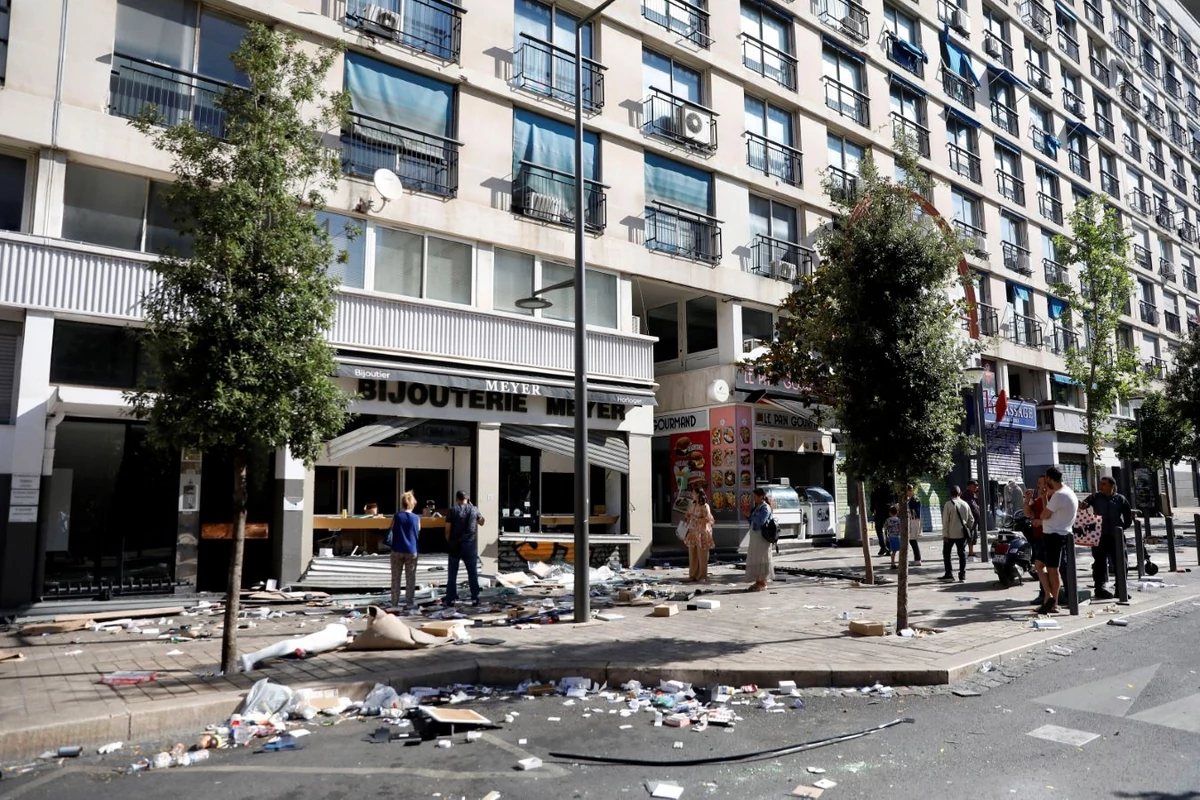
[421,620,469,637]
[652,604,679,617]
[848,620,887,637]
[693,599,720,610]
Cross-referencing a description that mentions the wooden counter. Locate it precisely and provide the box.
[311,516,449,530]
[539,515,620,527]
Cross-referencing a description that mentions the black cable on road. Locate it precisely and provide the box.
[548,717,914,767]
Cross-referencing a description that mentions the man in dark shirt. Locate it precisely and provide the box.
[444,490,485,606]
[1080,476,1134,600]
[963,480,983,558]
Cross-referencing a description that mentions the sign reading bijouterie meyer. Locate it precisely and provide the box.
[356,379,628,421]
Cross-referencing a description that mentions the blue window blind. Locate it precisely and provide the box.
[1048,297,1067,319]
[940,27,980,86]
[644,153,712,213]
[513,109,598,180]
[344,52,454,136]
[1009,283,1032,301]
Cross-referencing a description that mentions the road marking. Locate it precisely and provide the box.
[1032,664,1160,718]
[1129,692,1200,733]
[1027,724,1101,747]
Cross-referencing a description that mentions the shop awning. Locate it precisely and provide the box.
[500,424,629,474]
[325,417,429,462]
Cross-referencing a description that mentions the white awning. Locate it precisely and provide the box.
[324,417,429,462]
[500,424,629,474]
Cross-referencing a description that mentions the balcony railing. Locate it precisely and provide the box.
[642,0,712,48]
[1009,312,1044,348]
[992,100,1019,135]
[1144,356,1166,379]
[741,33,798,90]
[746,132,803,187]
[1184,269,1198,291]
[341,112,460,197]
[1058,29,1080,61]
[1170,122,1187,147]
[511,161,606,233]
[1165,74,1182,100]
[1155,205,1175,229]
[1039,191,1064,223]
[1159,258,1176,280]
[984,32,1015,70]
[884,31,926,78]
[1095,112,1114,140]
[997,169,1026,204]
[1068,149,1091,180]
[108,54,230,138]
[1194,184,1200,204]
[1023,0,1052,35]
[1191,315,1200,333]
[954,219,989,255]
[823,77,870,126]
[1124,134,1142,160]
[1044,257,1068,284]
[1089,54,1111,86]
[1180,221,1197,243]
[1139,300,1159,324]
[1133,244,1151,268]
[947,142,982,183]
[818,0,870,45]
[1026,60,1052,95]
[1144,102,1165,130]
[1141,52,1161,79]
[643,87,718,152]
[1137,1,1154,29]
[1051,325,1079,354]
[513,33,605,112]
[1031,126,1058,158]
[1172,170,1187,193]
[645,201,722,264]
[892,113,931,157]
[1083,0,1104,29]
[344,0,463,62]
[1161,24,1179,54]
[1189,93,1200,116]
[1112,28,1136,57]
[978,302,1000,336]
[1100,169,1120,197]
[1062,87,1085,118]
[1186,47,1199,72]
[1130,189,1151,215]
[937,0,961,26]
[1002,241,1033,274]
[941,67,976,109]
[1193,142,1200,162]
[1147,151,1165,177]
[750,234,815,281]
[1165,310,1181,334]
[1119,80,1142,109]
[827,165,860,203]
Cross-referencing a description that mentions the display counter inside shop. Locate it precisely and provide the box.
[312,514,448,554]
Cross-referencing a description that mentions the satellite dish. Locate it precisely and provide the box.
[373,169,404,202]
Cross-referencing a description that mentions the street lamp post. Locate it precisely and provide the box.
[964,362,990,561]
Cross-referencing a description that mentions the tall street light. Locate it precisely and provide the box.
[963,358,990,562]
[514,0,618,624]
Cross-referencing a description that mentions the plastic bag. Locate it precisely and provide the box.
[361,683,401,715]
[241,678,293,717]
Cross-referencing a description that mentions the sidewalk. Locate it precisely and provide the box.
[1,543,1196,760]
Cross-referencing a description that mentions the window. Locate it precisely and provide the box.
[740,1,795,89]
[990,78,1018,135]
[1066,131,1090,180]
[1026,39,1051,95]
[890,79,929,157]
[748,194,804,278]
[642,48,712,149]
[644,154,719,263]
[0,152,25,232]
[1030,103,1057,158]
[50,321,151,390]
[493,248,618,328]
[1056,5,1079,61]
[1037,165,1063,223]
[513,0,596,109]
[511,109,603,231]
[62,164,190,255]
[642,0,709,49]
[374,228,472,305]
[995,142,1025,204]
[742,307,775,345]
[744,95,800,185]
[946,112,981,183]
[984,7,1013,69]
[827,133,864,200]
[941,33,980,108]
[1099,148,1120,197]
[1094,94,1114,140]
[1061,69,1085,117]
[883,6,927,76]
[315,211,366,289]
[647,303,679,362]
[342,53,458,196]
[642,48,701,104]
[823,45,868,126]
[686,296,718,354]
[1000,211,1031,273]
[952,186,986,254]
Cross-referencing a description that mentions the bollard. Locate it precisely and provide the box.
[1166,516,1179,573]
[1114,520,1130,604]
[1195,513,1200,568]
[1144,511,1154,543]
[1134,517,1145,581]
[1064,534,1080,616]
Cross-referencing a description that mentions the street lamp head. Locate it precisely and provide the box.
[514,295,554,310]
[963,366,986,383]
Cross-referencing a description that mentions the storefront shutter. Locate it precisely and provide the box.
[500,424,629,474]
[324,417,428,462]
[0,323,18,425]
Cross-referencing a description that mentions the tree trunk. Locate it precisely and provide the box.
[856,480,874,585]
[1085,414,1097,492]
[895,479,909,633]
[220,450,249,675]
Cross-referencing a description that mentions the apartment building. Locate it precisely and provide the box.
[0,0,1196,604]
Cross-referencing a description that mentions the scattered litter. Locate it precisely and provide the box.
[97,742,123,754]
[978,662,995,673]
[673,741,683,749]
[952,689,982,698]
[1117,696,1132,701]
[813,778,838,789]
[596,612,625,622]
[807,766,827,774]
[516,757,542,770]
[1049,645,1073,656]
[693,599,720,610]
[842,762,866,773]
[1108,618,1129,627]
[165,649,185,656]
[481,793,501,800]
[1033,619,1061,630]
[847,620,886,637]
[791,787,824,799]
[518,738,527,745]
[647,781,684,799]
[62,650,83,657]
[1045,708,1056,714]
[239,623,349,672]
[100,671,157,686]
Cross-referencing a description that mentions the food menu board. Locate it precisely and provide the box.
[668,431,709,514]
[708,405,754,521]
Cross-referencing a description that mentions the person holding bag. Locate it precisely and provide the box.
[684,488,715,583]
[387,491,421,609]
[939,485,974,583]
[745,487,775,592]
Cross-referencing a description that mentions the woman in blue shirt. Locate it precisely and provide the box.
[388,491,421,609]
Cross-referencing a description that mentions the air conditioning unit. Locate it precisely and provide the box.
[841,15,865,39]
[951,9,971,35]
[1033,73,1050,92]
[984,36,1003,58]
[676,105,714,147]
[362,2,401,32]
[631,315,642,334]
[743,337,768,353]
[770,259,798,281]
[524,190,565,221]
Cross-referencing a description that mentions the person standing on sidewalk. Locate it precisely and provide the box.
[387,491,421,610]
[1035,467,1078,615]
[745,487,774,591]
[871,484,894,557]
[939,486,973,582]
[963,480,983,558]
[685,488,715,583]
[905,484,924,567]
[1024,476,1052,607]
[1080,476,1133,600]
[444,490,484,607]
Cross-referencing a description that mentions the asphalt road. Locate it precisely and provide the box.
[3,602,1199,800]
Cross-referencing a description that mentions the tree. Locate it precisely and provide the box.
[1164,328,1200,501]
[1113,391,1190,508]
[127,25,351,674]
[1048,194,1141,489]
[751,147,974,630]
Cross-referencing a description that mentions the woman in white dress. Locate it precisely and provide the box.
[745,487,774,591]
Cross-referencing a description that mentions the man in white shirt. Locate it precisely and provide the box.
[1036,466,1078,614]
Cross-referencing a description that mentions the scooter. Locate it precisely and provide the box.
[989,510,1036,589]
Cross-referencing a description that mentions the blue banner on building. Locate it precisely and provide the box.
[983,391,1037,430]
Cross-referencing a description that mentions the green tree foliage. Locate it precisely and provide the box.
[1048,194,1141,488]
[126,26,351,673]
[1113,392,1189,472]
[751,147,973,628]
[1165,329,1200,468]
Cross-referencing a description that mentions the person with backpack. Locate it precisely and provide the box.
[745,487,775,592]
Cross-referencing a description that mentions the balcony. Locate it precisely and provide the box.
[1051,324,1079,354]
[1137,1,1154,29]
[1129,189,1151,215]
[1165,310,1182,334]
[1089,54,1111,86]
[341,112,460,198]
[1144,103,1165,131]
[978,302,1000,336]
[1002,241,1033,274]
[1119,80,1142,109]
[1133,244,1151,268]
[1185,269,1198,291]
[642,0,712,48]
[1155,205,1175,229]
[1144,356,1166,380]
[1083,0,1104,29]
[645,201,722,264]
[1058,29,1080,61]
[1112,28,1136,57]
[1123,134,1142,160]
[1172,170,1188,193]
[892,113,931,158]
[991,100,1019,135]
[1186,47,1199,73]
[1141,52,1161,80]
[751,234,815,281]
[1044,257,1068,284]
[827,165,860,203]
[741,34,798,90]
[1031,126,1058,159]
[1022,0,1052,36]
[1026,61,1052,95]
[997,169,1026,204]
[746,132,803,187]
[937,0,963,27]
[1159,258,1176,281]
[884,31,926,78]
[1193,141,1200,162]
[1039,191,1064,223]
[818,0,870,45]
[954,219,989,256]
[1165,74,1182,100]
[984,32,1015,70]
[513,34,605,113]
[1062,87,1086,118]
[1095,112,1114,140]
[941,67,976,110]
[511,161,606,233]
[1194,184,1200,204]
[823,77,870,126]
[1191,315,1200,333]
[1147,151,1165,177]
[108,54,230,139]
[1068,149,1091,180]
[1170,122,1188,147]
[642,88,718,153]
[947,143,982,183]
[1140,300,1160,324]
[1190,93,1200,116]
[1180,221,1197,243]
[343,0,463,62]
[1009,312,1044,348]
[1100,169,1120,197]
[1160,24,1179,54]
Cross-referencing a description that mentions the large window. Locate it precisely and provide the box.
[61,164,190,255]
[644,154,719,263]
[823,45,868,125]
[315,211,366,289]
[50,321,151,390]
[513,0,595,107]
[511,109,603,230]
[685,296,718,354]
[374,227,471,305]
[827,133,864,199]
[643,48,702,104]
[744,95,799,184]
[740,1,795,89]
[492,247,618,329]
[0,152,25,232]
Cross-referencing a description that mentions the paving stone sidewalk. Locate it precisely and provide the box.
[1,545,1197,759]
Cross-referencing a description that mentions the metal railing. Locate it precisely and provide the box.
[1129,189,1151,215]
[1009,312,1044,347]
[823,77,870,126]
[1170,121,1187,147]
[1039,191,1064,223]
[1084,0,1104,29]
[1137,1,1154,28]
[108,54,231,138]
[1068,149,1091,180]
[1123,134,1142,160]
[1193,141,1200,162]
[1194,184,1200,204]
[745,132,802,186]
[1155,205,1175,229]
[1112,28,1136,57]
[1147,151,1165,177]
[992,100,1019,135]
[341,111,460,197]
[1184,269,1197,291]
[891,113,931,157]
[1191,93,1200,115]
[1044,257,1068,284]
[1165,310,1181,334]
[997,169,1026,204]
[642,87,718,152]
[1095,112,1114,140]
[1026,60,1052,95]
[937,0,960,25]
[1139,300,1159,324]
[1159,257,1176,280]
[1186,47,1199,72]
[884,31,925,77]
[1031,126,1057,158]
[818,0,870,45]
[513,33,605,112]
[1058,28,1080,61]
[344,0,463,62]
[942,67,975,109]
[1144,102,1165,130]
[1062,87,1085,118]
[976,302,1000,337]
[511,161,606,233]
[827,165,860,203]
[1052,325,1079,354]
[1172,170,1187,193]
[947,142,982,183]
[954,218,988,255]
[1165,74,1182,100]
[1119,80,1141,109]
[1160,24,1179,54]
[1191,315,1200,333]
[1141,52,1161,79]
[1180,221,1197,243]
[642,0,711,48]
[1023,0,1052,35]
[750,234,815,281]
[984,31,1015,70]
[1002,240,1032,274]
[1144,356,1166,380]
[1100,169,1120,197]
[1089,54,1111,86]
[645,201,722,264]
[1133,243,1151,268]
[741,33,798,90]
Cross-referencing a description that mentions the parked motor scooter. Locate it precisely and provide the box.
[989,510,1036,588]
